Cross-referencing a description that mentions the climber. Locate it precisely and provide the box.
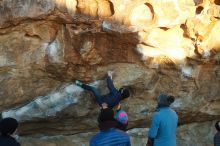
[90,108,131,146]
[214,120,220,146]
[0,117,21,146]
[147,93,178,146]
[75,71,130,109]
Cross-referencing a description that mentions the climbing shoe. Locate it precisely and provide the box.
[75,80,83,87]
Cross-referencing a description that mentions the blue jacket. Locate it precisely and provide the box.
[148,107,178,146]
[90,128,131,146]
[101,76,121,108]
[214,132,220,146]
[0,135,20,146]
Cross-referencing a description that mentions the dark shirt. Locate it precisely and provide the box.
[214,132,220,146]
[0,135,20,146]
[101,76,121,109]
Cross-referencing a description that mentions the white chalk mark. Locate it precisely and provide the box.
[2,84,83,121]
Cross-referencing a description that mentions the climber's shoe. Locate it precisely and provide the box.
[75,80,83,87]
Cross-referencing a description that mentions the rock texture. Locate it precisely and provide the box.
[17,121,217,146]
[0,0,220,145]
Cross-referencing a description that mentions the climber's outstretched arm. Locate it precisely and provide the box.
[106,71,118,94]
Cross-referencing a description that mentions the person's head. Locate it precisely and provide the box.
[98,108,115,123]
[157,93,175,107]
[0,117,18,136]
[119,88,130,100]
[215,121,220,132]
[115,110,128,125]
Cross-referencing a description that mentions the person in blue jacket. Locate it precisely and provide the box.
[147,93,178,146]
[90,108,131,146]
[0,117,21,146]
[75,71,130,109]
[214,120,220,146]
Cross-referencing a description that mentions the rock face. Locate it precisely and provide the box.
[18,121,217,146]
[0,0,220,145]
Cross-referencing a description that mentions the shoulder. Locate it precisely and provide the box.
[114,129,130,138]
[170,107,177,113]
[169,108,178,117]
[113,129,130,143]
[153,111,161,118]
[90,132,101,144]
[152,109,168,121]
[215,132,220,138]
[10,137,20,146]
[15,142,21,146]
[0,136,20,146]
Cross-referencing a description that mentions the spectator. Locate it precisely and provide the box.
[214,120,220,146]
[147,93,178,146]
[0,117,20,146]
[115,104,128,131]
[90,108,131,146]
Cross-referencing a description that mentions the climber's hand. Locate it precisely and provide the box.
[115,103,121,110]
[101,103,108,109]
[107,71,113,79]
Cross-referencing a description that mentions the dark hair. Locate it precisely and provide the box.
[98,108,115,123]
[167,95,175,104]
[119,88,130,100]
[0,117,18,136]
[215,121,220,131]
[157,94,175,108]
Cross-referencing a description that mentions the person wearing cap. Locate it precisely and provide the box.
[147,93,178,146]
[90,108,131,146]
[114,103,128,131]
[0,117,21,146]
[214,120,220,146]
[75,71,130,109]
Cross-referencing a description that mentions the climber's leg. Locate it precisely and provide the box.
[75,80,102,105]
